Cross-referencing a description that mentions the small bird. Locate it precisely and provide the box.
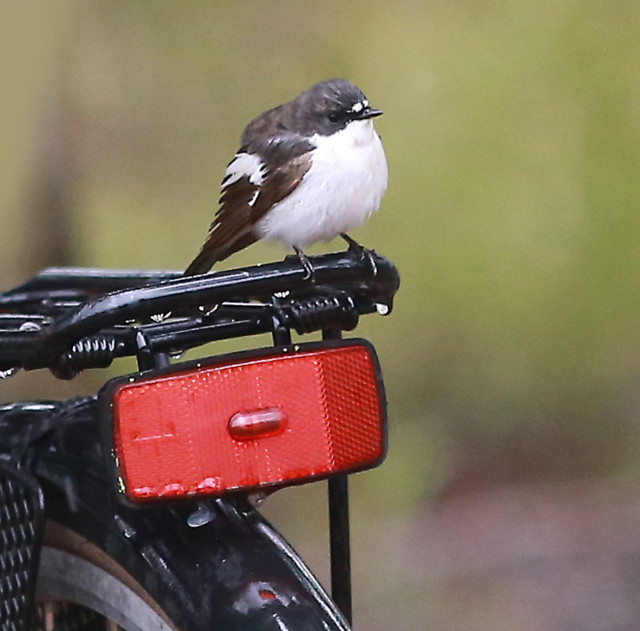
[185,78,388,276]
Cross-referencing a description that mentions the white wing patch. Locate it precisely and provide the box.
[248,189,260,207]
[223,152,266,188]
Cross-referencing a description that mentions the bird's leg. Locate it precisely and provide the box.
[293,246,315,281]
[340,233,377,276]
[340,233,363,250]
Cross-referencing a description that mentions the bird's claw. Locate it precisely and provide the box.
[340,233,378,276]
[294,247,315,281]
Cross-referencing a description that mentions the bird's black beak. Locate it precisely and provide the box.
[354,106,383,120]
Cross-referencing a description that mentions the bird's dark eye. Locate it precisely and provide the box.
[328,112,340,123]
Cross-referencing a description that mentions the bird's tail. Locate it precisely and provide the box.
[184,231,257,276]
[184,248,218,276]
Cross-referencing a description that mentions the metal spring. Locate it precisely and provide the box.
[288,294,359,334]
[52,336,118,380]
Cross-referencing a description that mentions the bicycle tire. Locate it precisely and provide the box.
[34,521,177,631]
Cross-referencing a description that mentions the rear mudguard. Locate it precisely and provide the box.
[1,398,350,631]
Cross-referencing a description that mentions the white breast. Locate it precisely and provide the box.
[255,119,388,248]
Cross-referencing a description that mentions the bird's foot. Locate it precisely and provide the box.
[340,233,377,276]
[294,247,315,281]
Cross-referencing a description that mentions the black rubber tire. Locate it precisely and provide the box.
[34,521,178,631]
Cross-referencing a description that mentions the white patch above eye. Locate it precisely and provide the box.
[348,99,369,114]
[223,152,266,188]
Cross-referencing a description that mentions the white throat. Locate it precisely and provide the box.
[256,119,388,248]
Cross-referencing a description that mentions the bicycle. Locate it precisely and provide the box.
[0,249,399,630]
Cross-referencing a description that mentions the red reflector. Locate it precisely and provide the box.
[104,341,386,501]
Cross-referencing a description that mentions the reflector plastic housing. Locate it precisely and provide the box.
[100,340,386,502]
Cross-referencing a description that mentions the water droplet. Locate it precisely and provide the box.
[150,311,172,323]
[187,502,216,527]
[0,368,18,379]
[19,321,40,332]
[198,304,219,316]
[247,492,268,508]
[375,303,390,315]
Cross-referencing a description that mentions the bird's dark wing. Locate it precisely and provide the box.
[184,134,313,276]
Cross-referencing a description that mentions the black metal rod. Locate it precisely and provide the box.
[3,252,400,371]
[328,475,352,625]
[135,330,170,371]
[37,252,397,356]
[322,326,352,624]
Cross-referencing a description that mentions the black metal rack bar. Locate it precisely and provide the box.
[323,327,353,625]
[328,475,352,625]
[0,251,400,373]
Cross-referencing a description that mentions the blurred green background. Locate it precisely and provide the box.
[3,1,640,628]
